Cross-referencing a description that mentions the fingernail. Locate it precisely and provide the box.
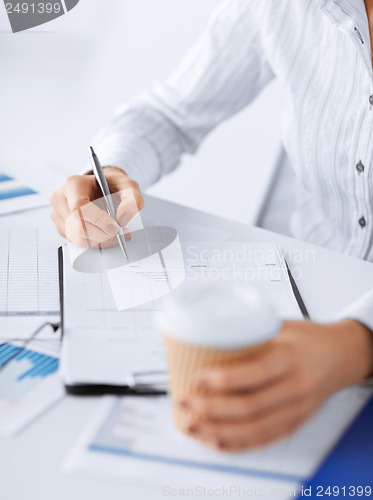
[105,224,118,236]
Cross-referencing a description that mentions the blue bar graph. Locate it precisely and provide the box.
[0,344,59,381]
[0,344,59,403]
[0,172,45,214]
[0,173,13,182]
[0,187,37,201]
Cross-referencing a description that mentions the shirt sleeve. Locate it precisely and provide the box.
[336,289,373,332]
[92,0,274,188]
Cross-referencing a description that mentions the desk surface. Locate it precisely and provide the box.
[1,195,373,500]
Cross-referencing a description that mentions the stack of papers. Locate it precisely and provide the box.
[0,227,63,435]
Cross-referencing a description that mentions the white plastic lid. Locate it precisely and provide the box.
[155,280,281,349]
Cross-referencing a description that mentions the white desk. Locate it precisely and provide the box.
[1,195,373,500]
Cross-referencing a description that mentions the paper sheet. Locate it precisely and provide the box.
[61,259,168,385]
[181,242,302,320]
[0,228,61,340]
[61,241,303,387]
[0,340,64,436]
[64,385,373,495]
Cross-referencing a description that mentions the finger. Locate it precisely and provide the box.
[65,210,130,247]
[64,178,118,236]
[64,176,93,213]
[197,344,295,393]
[65,224,124,248]
[115,187,144,227]
[50,209,66,239]
[66,238,118,250]
[98,237,120,248]
[188,399,316,451]
[79,203,119,236]
[65,211,117,246]
[179,377,300,421]
[50,188,70,220]
[92,231,131,248]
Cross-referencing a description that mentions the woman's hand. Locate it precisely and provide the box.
[50,167,144,248]
[178,320,373,452]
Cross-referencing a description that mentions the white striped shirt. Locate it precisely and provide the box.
[95,0,373,329]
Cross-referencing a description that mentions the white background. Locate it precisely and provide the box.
[0,0,284,223]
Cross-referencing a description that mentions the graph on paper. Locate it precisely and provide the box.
[0,341,63,436]
[0,172,48,215]
[0,343,59,403]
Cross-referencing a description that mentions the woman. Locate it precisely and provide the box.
[51,0,373,451]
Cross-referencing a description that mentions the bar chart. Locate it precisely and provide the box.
[0,172,47,215]
[0,343,59,405]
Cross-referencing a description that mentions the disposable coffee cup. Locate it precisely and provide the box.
[155,280,282,434]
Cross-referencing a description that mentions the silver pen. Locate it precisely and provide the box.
[88,146,129,261]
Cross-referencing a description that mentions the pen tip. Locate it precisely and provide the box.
[89,146,95,156]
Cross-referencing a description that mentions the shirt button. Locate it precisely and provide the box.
[359,216,366,228]
[369,95,373,106]
[356,161,365,173]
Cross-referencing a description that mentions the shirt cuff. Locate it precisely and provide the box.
[335,289,373,384]
[81,136,162,190]
[336,288,373,332]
